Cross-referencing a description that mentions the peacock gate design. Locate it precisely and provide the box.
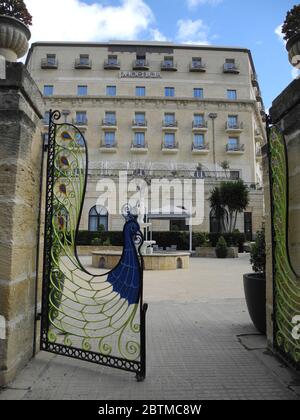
[269,125,300,369]
[41,111,148,381]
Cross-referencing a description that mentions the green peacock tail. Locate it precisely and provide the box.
[269,126,300,365]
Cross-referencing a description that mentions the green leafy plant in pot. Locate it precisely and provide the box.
[243,228,266,334]
[215,236,228,258]
[282,5,300,68]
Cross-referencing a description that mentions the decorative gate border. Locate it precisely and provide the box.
[267,120,300,370]
[40,110,148,381]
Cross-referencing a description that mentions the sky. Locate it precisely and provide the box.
[25,0,300,110]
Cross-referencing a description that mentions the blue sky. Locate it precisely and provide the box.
[26,0,299,109]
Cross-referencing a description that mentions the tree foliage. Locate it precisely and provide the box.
[250,228,266,276]
[209,180,249,233]
[282,4,300,41]
[0,0,32,26]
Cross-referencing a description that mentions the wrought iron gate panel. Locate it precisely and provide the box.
[268,125,300,369]
[41,110,147,380]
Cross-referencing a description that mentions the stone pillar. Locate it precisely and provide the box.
[265,77,300,350]
[0,62,44,386]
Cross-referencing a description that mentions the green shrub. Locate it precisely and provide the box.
[215,236,228,258]
[102,238,111,247]
[250,229,266,276]
[282,5,300,41]
[91,237,102,246]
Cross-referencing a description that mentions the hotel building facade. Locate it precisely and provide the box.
[26,41,266,239]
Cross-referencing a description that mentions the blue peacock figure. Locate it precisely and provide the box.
[42,113,147,377]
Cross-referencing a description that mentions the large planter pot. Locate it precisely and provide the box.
[243,273,266,334]
[286,33,300,67]
[0,15,31,62]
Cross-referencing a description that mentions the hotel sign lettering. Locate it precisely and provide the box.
[120,71,161,79]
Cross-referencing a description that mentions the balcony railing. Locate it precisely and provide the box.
[41,58,58,69]
[100,140,117,149]
[190,61,206,72]
[102,118,117,126]
[132,141,148,149]
[162,120,178,128]
[192,143,209,151]
[192,121,208,129]
[73,118,88,126]
[161,61,177,71]
[223,63,239,74]
[226,143,245,152]
[132,119,148,127]
[225,121,244,131]
[104,59,121,70]
[133,59,149,70]
[75,58,92,69]
[162,141,179,150]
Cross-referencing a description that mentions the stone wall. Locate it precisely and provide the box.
[0,62,43,386]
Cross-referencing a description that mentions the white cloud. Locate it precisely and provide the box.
[176,19,210,45]
[275,24,285,45]
[292,68,300,80]
[26,0,154,43]
[149,28,169,42]
[187,0,223,8]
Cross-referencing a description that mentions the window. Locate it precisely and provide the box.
[135,112,145,124]
[165,87,175,97]
[228,115,238,128]
[164,113,175,125]
[194,88,203,98]
[136,54,146,65]
[228,137,239,150]
[194,114,204,126]
[194,133,205,148]
[136,86,146,97]
[76,111,87,125]
[163,56,174,66]
[46,54,56,65]
[227,90,237,100]
[106,85,116,96]
[88,206,108,232]
[43,85,54,96]
[164,133,175,147]
[134,132,145,147]
[43,111,50,124]
[105,111,116,125]
[79,54,90,65]
[77,85,88,96]
[108,55,118,65]
[104,131,115,146]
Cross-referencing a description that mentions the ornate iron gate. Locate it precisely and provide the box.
[268,124,300,370]
[40,110,148,381]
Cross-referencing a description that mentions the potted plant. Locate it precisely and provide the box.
[0,0,32,62]
[243,229,266,334]
[215,236,228,258]
[282,5,300,67]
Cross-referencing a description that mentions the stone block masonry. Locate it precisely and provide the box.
[0,62,44,386]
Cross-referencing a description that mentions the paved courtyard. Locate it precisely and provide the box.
[0,255,299,400]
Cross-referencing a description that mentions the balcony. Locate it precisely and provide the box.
[251,73,259,87]
[133,59,150,70]
[162,121,178,131]
[131,141,148,154]
[102,119,117,129]
[75,58,92,69]
[73,118,88,127]
[226,143,245,154]
[41,58,58,69]
[192,121,208,132]
[161,61,177,71]
[161,141,179,154]
[255,129,264,142]
[225,121,244,133]
[104,59,121,70]
[100,140,117,153]
[189,61,206,72]
[132,120,148,130]
[223,63,239,74]
[192,143,210,155]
